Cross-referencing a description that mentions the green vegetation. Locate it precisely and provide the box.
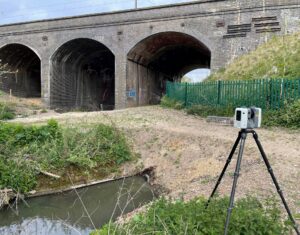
[188,101,300,129]
[181,75,192,83]
[209,32,300,81]
[161,96,300,129]
[0,120,132,193]
[160,96,184,110]
[262,99,300,129]
[92,196,292,234]
[0,102,15,120]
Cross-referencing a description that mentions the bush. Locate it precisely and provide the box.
[64,124,131,169]
[160,96,184,110]
[93,196,292,235]
[0,120,132,193]
[187,105,235,118]
[0,119,62,146]
[0,103,15,120]
[263,100,300,129]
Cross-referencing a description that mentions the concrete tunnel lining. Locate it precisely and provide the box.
[0,44,41,98]
[50,38,115,111]
[127,32,211,106]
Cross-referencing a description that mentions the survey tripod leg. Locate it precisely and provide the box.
[206,131,242,207]
[224,130,247,235]
[252,131,300,235]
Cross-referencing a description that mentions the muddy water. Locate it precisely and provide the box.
[0,177,154,235]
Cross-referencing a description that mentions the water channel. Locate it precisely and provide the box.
[0,176,154,235]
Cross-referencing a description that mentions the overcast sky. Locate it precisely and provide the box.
[0,0,210,82]
[0,0,199,25]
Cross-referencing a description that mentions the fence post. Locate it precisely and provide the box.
[268,79,272,109]
[280,79,284,108]
[217,80,221,105]
[185,82,188,107]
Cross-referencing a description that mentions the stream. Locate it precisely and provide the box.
[0,176,154,235]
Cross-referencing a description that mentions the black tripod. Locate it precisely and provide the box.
[206,129,300,235]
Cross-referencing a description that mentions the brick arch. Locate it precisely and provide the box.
[0,43,41,98]
[50,38,115,110]
[126,30,212,56]
[50,36,116,61]
[126,31,211,106]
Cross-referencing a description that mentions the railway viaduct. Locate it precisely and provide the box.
[0,0,299,110]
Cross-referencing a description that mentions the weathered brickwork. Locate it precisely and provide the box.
[0,0,299,109]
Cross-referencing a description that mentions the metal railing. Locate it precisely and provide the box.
[166,79,300,109]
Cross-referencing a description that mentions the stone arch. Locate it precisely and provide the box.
[126,31,211,106]
[50,38,115,110]
[0,43,41,98]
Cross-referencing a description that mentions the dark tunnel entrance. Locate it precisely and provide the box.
[51,38,115,111]
[0,44,41,98]
[127,32,211,106]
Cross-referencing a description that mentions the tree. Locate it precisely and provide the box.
[181,76,192,83]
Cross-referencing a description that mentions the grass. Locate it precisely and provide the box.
[161,96,235,118]
[160,96,184,110]
[209,32,300,81]
[262,99,300,129]
[186,105,235,118]
[92,196,293,234]
[0,120,132,193]
[162,96,300,129]
[0,102,15,120]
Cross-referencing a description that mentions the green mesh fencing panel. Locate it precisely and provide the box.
[166,79,300,110]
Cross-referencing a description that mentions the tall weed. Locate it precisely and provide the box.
[0,103,15,120]
[94,196,292,235]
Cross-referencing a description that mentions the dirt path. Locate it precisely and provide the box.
[11,106,300,214]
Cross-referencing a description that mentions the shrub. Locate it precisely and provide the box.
[0,120,132,193]
[160,96,184,110]
[263,99,300,129]
[64,124,132,169]
[93,196,292,235]
[0,119,62,146]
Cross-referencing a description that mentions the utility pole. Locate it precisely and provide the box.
[135,0,138,9]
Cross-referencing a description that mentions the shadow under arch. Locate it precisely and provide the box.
[0,43,41,98]
[127,31,211,106]
[50,38,115,111]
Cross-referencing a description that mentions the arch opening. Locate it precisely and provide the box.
[51,38,115,111]
[127,32,211,106]
[182,68,211,83]
[0,44,41,98]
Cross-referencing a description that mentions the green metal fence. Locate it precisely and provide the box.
[166,79,300,110]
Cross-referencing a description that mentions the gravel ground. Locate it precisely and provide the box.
[11,106,300,216]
